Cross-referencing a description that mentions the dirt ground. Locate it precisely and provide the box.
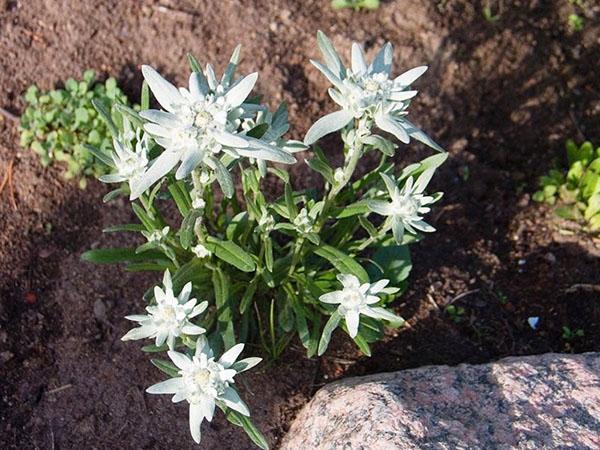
[0,0,599,449]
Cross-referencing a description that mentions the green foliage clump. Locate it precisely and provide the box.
[19,70,128,188]
[332,0,379,11]
[534,140,600,232]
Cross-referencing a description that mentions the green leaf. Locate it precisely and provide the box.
[142,344,169,353]
[103,223,146,233]
[132,202,157,230]
[84,144,114,167]
[246,123,269,139]
[369,245,412,285]
[306,157,334,184]
[141,80,150,110]
[213,268,236,349]
[264,237,274,272]
[335,200,371,218]
[318,310,342,356]
[168,180,192,216]
[103,188,125,203]
[212,157,235,198]
[225,410,269,450]
[151,359,180,378]
[239,277,259,314]
[352,333,372,356]
[171,258,212,291]
[81,247,165,264]
[187,53,203,73]
[179,209,202,249]
[91,98,118,137]
[314,244,369,283]
[205,237,256,272]
[284,182,298,219]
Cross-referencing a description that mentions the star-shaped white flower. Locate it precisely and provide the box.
[122,270,207,350]
[319,274,401,338]
[368,169,439,243]
[146,336,261,444]
[99,120,150,192]
[131,62,295,199]
[304,31,442,152]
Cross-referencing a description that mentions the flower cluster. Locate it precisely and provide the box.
[85,32,447,448]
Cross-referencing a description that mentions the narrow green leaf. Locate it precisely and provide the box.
[225,410,269,450]
[306,157,334,184]
[264,237,273,272]
[239,277,258,314]
[284,182,298,219]
[168,180,192,216]
[314,245,369,283]
[84,144,114,167]
[132,202,156,230]
[335,200,370,218]
[213,268,235,349]
[179,209,202,249]
[212,157,235,198]
[103,224,146,233]
[151,359,180,378]
[141,80,150,110]
[91,98,118,136]
[318,310,341,356]
[205,237,256,272]
[142,344,169,353]
[352,333,372,356]
[81,247,165,264]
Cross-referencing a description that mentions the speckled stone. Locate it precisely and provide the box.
[282,353,600,450]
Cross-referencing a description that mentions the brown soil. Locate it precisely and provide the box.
[1,1,598,449]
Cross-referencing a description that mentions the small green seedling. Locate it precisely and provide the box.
[331,0,379,11]
[533,140,600,232]
[562,326,584,341]
[568,14,584,31]
[19,70,129,188]
[445,304,465,323]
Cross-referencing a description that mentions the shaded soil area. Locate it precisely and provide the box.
[0,0,598,449]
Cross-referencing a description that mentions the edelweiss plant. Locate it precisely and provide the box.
[83,31,447,448]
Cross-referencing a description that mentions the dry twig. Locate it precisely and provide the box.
[0,158,17,210]
[0,106,19,123]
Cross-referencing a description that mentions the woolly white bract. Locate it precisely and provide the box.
[304,31,443,153]
[122,270,207,350]
[85,32,448,449]
[368,169,441,243]
[319,274,402,338]
[99,119,149,192]
[147,336,261,444]
[132,49,295,200]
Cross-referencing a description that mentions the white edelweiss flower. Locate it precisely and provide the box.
[142,226,170,244]
[367,169,439,243]
[293,208,314,235]
[257,210,275,234]
[99,131,150,192]
[146,336,261,444]
[304,31,443,152]
[131,61,295,199]
[122,270,207,350]
[319,274,402,338]
[192,243,211,259]
[192,197,206,210]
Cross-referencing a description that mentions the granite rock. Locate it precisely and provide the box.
[283,353,600,449]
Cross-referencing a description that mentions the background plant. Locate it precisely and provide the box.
[19,70,129,188]
[534,139,600,232]
[82,32,446,447]
[331,0,379,11]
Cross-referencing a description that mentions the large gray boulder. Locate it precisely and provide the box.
[282,353,600,449]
